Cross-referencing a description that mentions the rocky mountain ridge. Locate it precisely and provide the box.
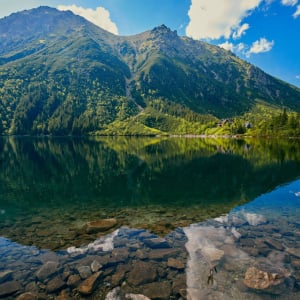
[0,6,299,135]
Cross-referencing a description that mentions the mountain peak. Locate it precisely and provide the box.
[151,25,177,38]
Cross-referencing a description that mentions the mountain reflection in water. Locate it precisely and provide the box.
[0,136,300,250]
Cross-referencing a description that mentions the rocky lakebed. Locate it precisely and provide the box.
[1,200,300,300]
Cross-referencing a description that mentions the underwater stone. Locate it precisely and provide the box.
[244,267,286,291]
[167,258,185,270]
[77,265,92,279]
[36,261,60,282]
[138,281,172,299]
[46,276,66,293]
[143,237,170,249]
[77,271,102,295]
[286,247,300,258]
[127,261,157,286]
[0,270,13,283]
[0,280,22,297]
[67,274,81,287]
[16,292,38,300]
[84,219,117,234]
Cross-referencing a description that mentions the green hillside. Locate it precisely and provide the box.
[0,7,300,136]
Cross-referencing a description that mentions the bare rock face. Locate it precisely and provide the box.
[84,219,117,234]
[244,266,288,293]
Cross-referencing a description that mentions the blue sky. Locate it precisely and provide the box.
[0,0,299,87]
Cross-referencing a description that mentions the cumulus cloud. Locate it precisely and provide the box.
[293,5,300,17]
[281,0,298,6]
[237,43,246,51]
[219,41,234,52]
[248,37,274,54]
[233,23,250,39]
[57,5,118,35]
[186,0,262,40]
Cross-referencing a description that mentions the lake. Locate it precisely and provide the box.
[0,136,300,299]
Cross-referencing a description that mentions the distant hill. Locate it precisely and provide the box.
[0,6,300,135]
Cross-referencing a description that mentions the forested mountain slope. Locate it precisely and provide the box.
[0,6,299,135]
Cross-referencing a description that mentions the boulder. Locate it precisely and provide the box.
[84,219,117,234]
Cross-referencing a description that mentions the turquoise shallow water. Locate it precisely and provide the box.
[0,137,300,299]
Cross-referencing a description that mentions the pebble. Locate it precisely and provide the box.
[84,219,117,234]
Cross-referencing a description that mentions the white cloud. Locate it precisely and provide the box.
[237,43,246,51]
[186,0,262,40]
[296,75,300,79]
[218,41,247,55]
[248,37,274,54]
[57,5,118,35]
[281,0,298,6]
[233,23,250,39]
[293,5,300,17]
[219,41,234,52]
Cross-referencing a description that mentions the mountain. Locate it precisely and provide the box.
[0,6,300,136]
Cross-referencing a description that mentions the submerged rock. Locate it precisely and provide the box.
[77,265,92,279]
[0,280,22,297]
[0,270,13,283]
[16,292,38,300]
[167,258,185,270]
[36,261,60,282]
[46,276,66,293]
[105,287,151,300]
[286,247,300,259]
[138,281,172,299]
[127,261,157,286]
[77,271,102,295]
[244,266,287,292]
[143,237,170,249]
[84,219,117,234]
